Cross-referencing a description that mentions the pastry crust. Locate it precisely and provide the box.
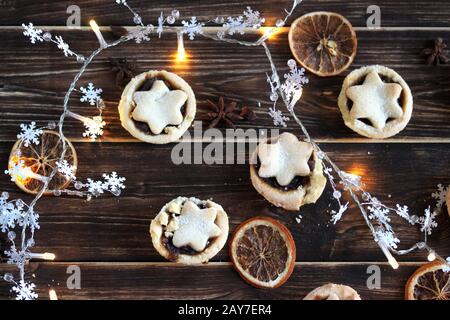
[338,65,413,139]
[150,197,229,264]
[304,283,361,300]
[118,70,196,144]
[250,137,326,211]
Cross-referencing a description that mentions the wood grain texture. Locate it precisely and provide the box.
[0,29,449,142]
[0,262,424,300]
[0,142,448,262]
[1,0,450,27]
[0,0,449,301]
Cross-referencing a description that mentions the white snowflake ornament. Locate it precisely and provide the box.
[12,280,38,300]
[102,172,126,195]
[56,160,77,181]
[80,83,103,105]
[182,17,204,40]
[22,23,43,44]
[17,122,43,147]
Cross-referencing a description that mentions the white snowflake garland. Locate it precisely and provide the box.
[22,23,43,44]
[128,25,153,43]
[268,106,289,127]
[79,83,103,105]
[432,184,449,210]
[82,116,106,141]
[182,17,205,40]
[17,122,43,147]
[55,35,74,57]
[56,160,77,181]
[419,207,438,236]
[103,172,126,195]
[12,281,38,301]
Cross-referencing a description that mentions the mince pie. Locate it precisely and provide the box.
[150,197,229,264]
[338,65,413,139]
[250,132,326,211]
[118,70,196,144]
[304,283,361,300]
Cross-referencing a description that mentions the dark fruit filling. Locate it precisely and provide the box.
[163,236,212,258]
[256,155,315,191]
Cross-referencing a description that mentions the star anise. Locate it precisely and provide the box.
[422,38,449,65]
[206,97,256,129]
[109,58,136,87]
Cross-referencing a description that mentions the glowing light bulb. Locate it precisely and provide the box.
[89,20,107,48]
[388,256,399,269]
[49,289,58,300]
[29,252,56,261]
[427,251,436,261]
[259,27,283,40]
[176,32,187,62]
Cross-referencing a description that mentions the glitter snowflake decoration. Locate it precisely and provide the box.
[182,17,204,40]
[157,12,164,38]
[79,83,103,105]
[56,160,77,181]
[103,172,126,195]
[82,116,106,140]
[55,35,74,57]
[223,16,246,35]
[12,281,38,300]
[128,25,153,43]
[419,207,438,236]
[375,229,400,249]
[268,106,289,127]
[5,247,27,266]
[17,122,43,147]
[323,166,350,223]
[282,59,309,110]
[86,179,105,196]
[22,23,43,44]
[432,184,449,210]
[243,7,265,29]
[221,7,265,36]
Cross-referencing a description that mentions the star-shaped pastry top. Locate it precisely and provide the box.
[346,71,404,130]
[258,132,313,186]
[172,201,222,252]
[132,80,188,135]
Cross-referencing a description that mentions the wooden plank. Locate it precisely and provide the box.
[1,0,450,27]
[0,29,449,142]
[0,262,423,300]
[0,142,448,262]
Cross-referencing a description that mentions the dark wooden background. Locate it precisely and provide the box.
[0,0,449,300]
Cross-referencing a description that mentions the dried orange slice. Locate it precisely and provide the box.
[405,262,450,300]
[230,217,296,288]
[447,189,450,216]
[8,130,77,195]
[288,12,357,77]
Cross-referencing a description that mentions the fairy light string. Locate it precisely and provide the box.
[3,0,448,299]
